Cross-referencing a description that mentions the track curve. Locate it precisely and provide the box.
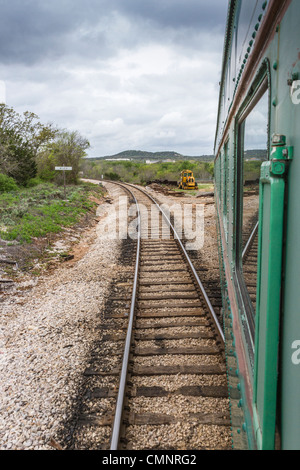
[107,182,231,450]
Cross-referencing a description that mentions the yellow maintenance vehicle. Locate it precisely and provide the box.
[178,170,198,190]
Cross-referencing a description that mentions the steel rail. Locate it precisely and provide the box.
[242,221,259,261]
[107,180,225,450]
[126,183,225,345]
[108,182,141,451]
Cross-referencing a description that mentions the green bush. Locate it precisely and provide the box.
[37,167,56,182]
[26,177,44,188]
[0,174,19,192]
[104,171,120,181]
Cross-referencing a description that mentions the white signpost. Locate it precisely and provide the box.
[55,166,72,199]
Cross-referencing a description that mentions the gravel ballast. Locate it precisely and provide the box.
[0,192,122,450]
[0,180,230,451]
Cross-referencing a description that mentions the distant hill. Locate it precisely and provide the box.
[87,149,267,163]
[244,149,268,161]
[87,150,215,162]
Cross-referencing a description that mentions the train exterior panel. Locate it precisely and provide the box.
[214,0,300,450]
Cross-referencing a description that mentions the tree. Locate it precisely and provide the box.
[0,104,57,185]
[205,162,215,178]
[45,130,90,184]
[8,134,37,185]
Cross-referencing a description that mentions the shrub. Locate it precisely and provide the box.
[26,177,44,188]
[104,171,120,181]
[0,174,18,192]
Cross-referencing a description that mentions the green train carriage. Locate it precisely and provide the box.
[214,0,300,450]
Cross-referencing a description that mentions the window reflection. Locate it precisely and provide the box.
[240,91,268,319]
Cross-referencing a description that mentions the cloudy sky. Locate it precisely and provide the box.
[0,0,228,157]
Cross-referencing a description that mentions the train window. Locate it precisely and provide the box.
[217,155,222,206]
[217,158,221,206]
[237,88,269,338]
[223,141,229,217]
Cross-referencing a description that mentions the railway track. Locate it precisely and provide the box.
[64,181,231,450]
[242,220,259,313]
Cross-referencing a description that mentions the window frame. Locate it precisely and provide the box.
[233,60,271,366]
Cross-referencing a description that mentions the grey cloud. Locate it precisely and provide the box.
[115,0,227,29]
[0,0,228,156]
[0,0,110,64]
[0,0,227,65]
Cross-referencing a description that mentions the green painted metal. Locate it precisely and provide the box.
[214,0,270,152]
[215,190,252,450]
[215,0,300,450]
[253,153,288,450]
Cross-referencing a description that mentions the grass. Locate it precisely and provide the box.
[0,182,105,244]
[197,184,214,191]
[171,183,214,196]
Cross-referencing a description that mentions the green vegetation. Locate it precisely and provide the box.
[90,150,215,162]
[37,130,90,185]
[0,174,19,192]
[173,183,214,196]
[83,152,265,185]
[0,103,95,248]
[0,103,90,187]
[197,183,214,190]
[0,181,104,244]
[244,160,262,181]
[0,104,56,186]
[81,159,215,185]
